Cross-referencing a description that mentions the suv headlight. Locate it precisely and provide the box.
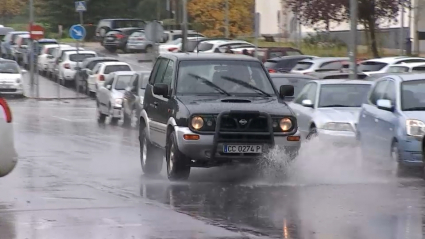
[406,119,425,136]
[114,98,123,106]
[191,116,204,130]
[279,118,292,131]
[322,122,353,131]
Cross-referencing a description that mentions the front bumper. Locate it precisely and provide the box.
[398,137,423,166]
[0,84,24,95]
[110,106,123,118]
[317,129,358,146]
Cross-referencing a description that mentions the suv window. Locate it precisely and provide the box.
[161,60,174,85]
[320,61,343,70]
[358,61,387,72]
[153,58,170,84]
[369,80,388,105]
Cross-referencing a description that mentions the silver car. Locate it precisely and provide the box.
[288,79,373,144]
[126,30,153,53]
[290,57,349,75]
[96,71,135,125]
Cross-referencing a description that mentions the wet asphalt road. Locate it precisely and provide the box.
[3,58,425,238]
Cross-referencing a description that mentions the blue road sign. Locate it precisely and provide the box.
[69,24,86,41]
[75,1,87,12]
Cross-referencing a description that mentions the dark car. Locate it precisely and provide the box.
[134,53,301,181]
[122,71,151,127]
[95,19,146,42]
[1,31,28,59]
[264,55,317,73]
[256,47,303,63]
[102,27,144,52]
[269,73,317,101]
[75,57,120,94]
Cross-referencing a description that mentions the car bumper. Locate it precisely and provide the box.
[398,137,423,166]
[174,126,301,163]
[62,70,76,81]
[317,129,358,146]
[111,106,123,118]
[103,41,126,48]
[0,85,24,95]
[126,44,147,51]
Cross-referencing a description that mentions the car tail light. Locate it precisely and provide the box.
[99,75,105,81]
[268,69,277,73]
[116,33,124,39]
[64,63,70,69]
[168,47,178,52]
[0,97,12,123]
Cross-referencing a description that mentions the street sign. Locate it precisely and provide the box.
[69,24,86,41]
[29,24,44,40]
[75,1,87,12]
[144,21,164,42]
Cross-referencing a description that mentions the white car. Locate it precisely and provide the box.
[37,44,70,75]
[87,61,133,96]
[96,71,135,124]
[45,45,77,78]
[358,56,425,75]
[50,46,85,81]
[386,62,425,73]
[57,50,97,86]
[0,97,17,177]
[160,37,205,53]
[194,40,254,53]
[290,57,349,75]
[0,59,26,96]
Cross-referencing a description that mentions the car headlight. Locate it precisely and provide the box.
[279,118,292,131]
[191,116,204,130]
[322,122,353,131]
[406,119,425,136]
[139,96,144,105]
[114,98,122,106]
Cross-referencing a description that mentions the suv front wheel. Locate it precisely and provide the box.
[166,131,190,181]
[139,122,163,175]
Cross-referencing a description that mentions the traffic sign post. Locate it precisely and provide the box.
[69,24,86,98]
[75,1,86,98]
[29,24,44,97]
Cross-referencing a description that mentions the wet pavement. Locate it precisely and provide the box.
[2,98,425,239]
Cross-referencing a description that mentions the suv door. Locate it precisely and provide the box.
[145,58,170,147]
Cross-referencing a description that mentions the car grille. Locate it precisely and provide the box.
[219,114,268,132]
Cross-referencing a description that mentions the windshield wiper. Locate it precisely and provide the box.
[320,104,353,107]
[403,106,425,111]
[221,76,272,97]
[188,73,231,96]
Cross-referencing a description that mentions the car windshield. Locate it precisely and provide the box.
[293,62,313,71]
[114,75,133,90]
[0,61,20,73]
[358,61,387,72]
[271,76,312,97]
[69,54,96,62]
[104,65,131,74]
[177,60,275,96]
[411,66,425,72]
[401,80,425,111]
[318,84,371,107]
[197,42,214,52]
[388,66,409,73]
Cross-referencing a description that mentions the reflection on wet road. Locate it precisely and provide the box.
[2,99,425,238]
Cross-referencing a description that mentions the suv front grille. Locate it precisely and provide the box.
[219,114,268,132]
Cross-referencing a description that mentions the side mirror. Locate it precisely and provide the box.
[376,99,394,111]
[153,83,169,98]
[301,99,314,108]
[21,69,27,74]
[106,85,112,90]
[279,85,294,98]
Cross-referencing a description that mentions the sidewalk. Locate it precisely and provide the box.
[23,73,88,100]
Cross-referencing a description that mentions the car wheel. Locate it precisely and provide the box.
[139,122,163,175]
[306,126,317,140]
[166,131,190,181]
[391,141,405,176]
[96,103,106,124]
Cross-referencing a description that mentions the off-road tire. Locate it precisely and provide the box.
[166,131,190,181]
[139,122,163,175]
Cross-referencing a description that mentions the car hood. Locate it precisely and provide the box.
[402,111,425,121]
[0,73,21,82]
[315,107,361,125]
[177,95,293,116]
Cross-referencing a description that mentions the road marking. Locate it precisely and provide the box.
[52,116,72,121]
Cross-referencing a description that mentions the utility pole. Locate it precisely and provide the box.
[400,1,405,55]
[225,0,229,38]
[157,0,161,21]
[29,0,34,95]
[181,0,188,52]
[349,0,358,79]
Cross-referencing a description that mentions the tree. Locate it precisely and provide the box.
[286,0,400,57]
[187,0,254,37]
[0,0,25,24]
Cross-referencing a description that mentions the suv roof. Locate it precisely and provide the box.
[161,53,260,62]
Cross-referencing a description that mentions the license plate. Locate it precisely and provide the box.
[107,37,114,40]
[223,145,262,154]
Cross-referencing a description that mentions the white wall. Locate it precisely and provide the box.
[255,0,280,35]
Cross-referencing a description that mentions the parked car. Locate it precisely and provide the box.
[264,55,317,73]
[358,56,425,75]
[11,34,30,65]
[1,31,28,59]
[95,18,146,42]
[291,57,350,75]
[96,71,135,124]
[288,79,372,142]
[46,45,79,78]
[308,72,369,79]
[161,30,205,44]
[37,44,71,75]
[159,37,206,54]
[139,53,300,181]
[75,57,120,94]
[122,71,151,127]
[87,61,133,96]
[103,27,143,52]
[194,40,254,53]
[0,27,14,56]
[0,97,17,177]
[256,47,303,63]
[0,59,26,97]
[184,37,232,52]
[50,47,85,81]
[57,50,97,86]
[386,62,425,73]
[22,38,58,69]
[269,73,316,101]
[357,74,425,171]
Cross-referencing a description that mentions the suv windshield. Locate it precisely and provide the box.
[177,60,275,96]
[104,65,131,74]
[401,80,425,111]
[358,61,387,72]
[318,84,371,107]
[115,75,133,90]
[69,54,96,62]
[0,61,20,73]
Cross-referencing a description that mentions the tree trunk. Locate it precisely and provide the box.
[367,18,380,58]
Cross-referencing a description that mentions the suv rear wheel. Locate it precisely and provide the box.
[139,122,163,175]
[166,131,190,181]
